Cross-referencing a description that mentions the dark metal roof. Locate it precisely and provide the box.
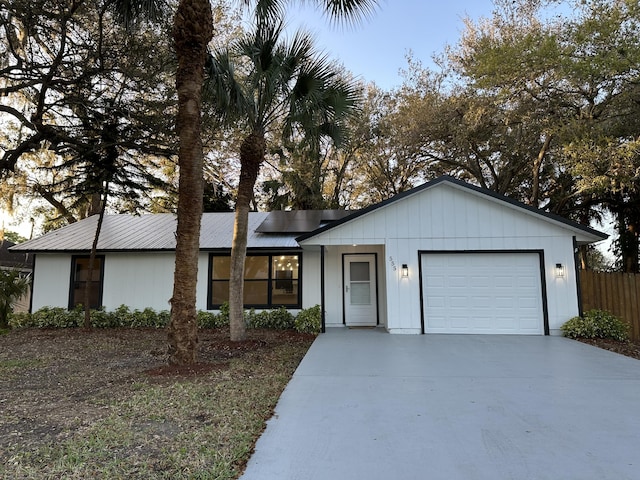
[296,175,608,243]
[255,210,353,233]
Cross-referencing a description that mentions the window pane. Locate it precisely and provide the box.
[244,281,268,304]
[350,283,371,305]
[271,255,299,306]
[245,256,269,279]
[210,253,300,308]
[272,280,299,305]
[71,257,103,309]
[212,257,230,280]
[273,255,299,279]
[350,262,370,282]
[211,281,229,305]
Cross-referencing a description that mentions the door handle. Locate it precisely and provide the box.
[346,285,349,292]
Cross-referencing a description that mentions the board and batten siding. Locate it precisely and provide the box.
[30,250,315,314]
[302,183,587,334]
[31,254,72,310]
[102,252,175,311]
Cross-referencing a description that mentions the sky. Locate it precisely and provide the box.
[282,0,497,90]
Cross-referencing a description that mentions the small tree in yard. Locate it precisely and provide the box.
[0,269,30,329]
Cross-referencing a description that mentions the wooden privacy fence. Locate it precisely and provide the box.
[580,270,640,341]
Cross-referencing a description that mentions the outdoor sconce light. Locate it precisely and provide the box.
[401,264,409,278]
[555,263,565,278]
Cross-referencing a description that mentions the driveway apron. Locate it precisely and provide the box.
[240,329,640,480]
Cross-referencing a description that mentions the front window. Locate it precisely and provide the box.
[69,256,104,309]
[209,253,300,308]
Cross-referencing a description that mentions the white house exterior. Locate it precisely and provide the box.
[12,176,606,335]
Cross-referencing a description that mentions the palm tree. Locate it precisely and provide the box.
[0,269,30,330]
[110,0,378,361]
[206,17,361,341]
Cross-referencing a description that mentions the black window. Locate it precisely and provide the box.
[69,256,104,309]
[209,253,301,309]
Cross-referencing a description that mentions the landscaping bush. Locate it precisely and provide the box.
[247,306,295,330]
[561,309,629,341]
[9,301,325,335]
[197,309,229,329]
[295,305,322,334]
[10,305,171,329]
[31,306,82,328]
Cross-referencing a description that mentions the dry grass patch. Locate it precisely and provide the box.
[0,327,314,479]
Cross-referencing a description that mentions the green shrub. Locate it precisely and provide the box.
[561,309,629,341]
[130,307,165,328]
[247,307,295,330]
[8,312,32,329]
[197,305,231,329]
[295,305,321,334]
[9,305,171,329]
[31,306,82,328]
[90,308,118,328]
[217,302,230,327]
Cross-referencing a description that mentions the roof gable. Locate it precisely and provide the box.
[297,176,607,244]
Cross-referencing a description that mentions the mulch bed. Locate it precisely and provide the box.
[577,337,640,360]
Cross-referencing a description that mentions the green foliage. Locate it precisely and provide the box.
[197,309,229,329]
[0,269,31,329]
[295,305,322,334]
[247,306,295,330]
[561,309,630,341]
[9,305,172,329]
[2,231,27,244]
[10,302,323,334]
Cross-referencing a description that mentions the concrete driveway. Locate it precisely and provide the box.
[241,328,640,480]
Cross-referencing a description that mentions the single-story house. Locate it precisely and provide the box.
[11,176,607,335]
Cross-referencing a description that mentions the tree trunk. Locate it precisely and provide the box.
[167,0,213,365]
[229,133,266,342]
[530,134,552,207]
[84,184,108,328]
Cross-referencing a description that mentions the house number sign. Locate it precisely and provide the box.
[389,256,397,271]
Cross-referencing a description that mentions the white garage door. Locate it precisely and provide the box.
[421,252,544,335]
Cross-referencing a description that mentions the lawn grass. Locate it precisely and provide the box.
[0,328,313,479]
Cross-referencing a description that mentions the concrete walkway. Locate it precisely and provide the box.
[240,329,640,480]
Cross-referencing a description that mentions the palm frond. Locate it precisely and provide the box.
[204,11,362,148]
[107,0,168,28]
[242,0,379,27]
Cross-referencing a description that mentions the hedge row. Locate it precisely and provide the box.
[9,303,321,334]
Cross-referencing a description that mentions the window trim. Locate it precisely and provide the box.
[68,255,105,310]
[207,251,302,309]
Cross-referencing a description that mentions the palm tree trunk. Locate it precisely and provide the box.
[167,0,213,365]
[229,133,266,342]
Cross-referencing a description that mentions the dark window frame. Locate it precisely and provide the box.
[68,255,105,310]
[207,251,302,309]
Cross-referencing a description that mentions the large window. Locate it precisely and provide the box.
[69,256,104,309]
[209,253,300,308]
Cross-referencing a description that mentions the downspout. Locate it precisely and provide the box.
[321,245,326,333]
[573,236,584,317]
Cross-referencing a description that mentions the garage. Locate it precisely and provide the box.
[420,252,546,335]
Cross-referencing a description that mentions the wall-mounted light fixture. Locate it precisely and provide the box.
[555,263,565,278]
[401,264,409,278]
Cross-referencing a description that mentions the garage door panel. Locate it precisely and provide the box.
[421,252,544,335]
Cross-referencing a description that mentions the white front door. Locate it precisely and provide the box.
[344,254,377,326]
